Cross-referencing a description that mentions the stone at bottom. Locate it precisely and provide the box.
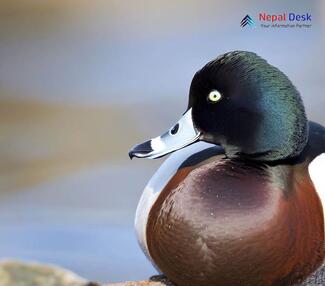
[1,259,324,286]
[0,260,164,286]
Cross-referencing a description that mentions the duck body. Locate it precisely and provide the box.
[135,122,324,286]
[129,51,325,285]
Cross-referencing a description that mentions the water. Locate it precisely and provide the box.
[0,223,156,283]
[0,163,159,283]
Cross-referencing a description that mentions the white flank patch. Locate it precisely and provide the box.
[134,142,212,263]
[309,153,325,220]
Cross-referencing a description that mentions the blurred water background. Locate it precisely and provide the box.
[0,0,324,283]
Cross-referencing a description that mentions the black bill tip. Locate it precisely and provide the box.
[128,151,135,160]
[128,140,153,159]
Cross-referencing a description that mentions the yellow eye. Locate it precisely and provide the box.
[208,90,222,103]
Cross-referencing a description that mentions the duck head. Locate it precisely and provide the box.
[129,51,308,162]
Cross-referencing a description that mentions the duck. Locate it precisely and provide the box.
[128,51,325,286]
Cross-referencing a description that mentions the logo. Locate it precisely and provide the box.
[240,13,312,29]
[240,15,254,27]
[259,12,311,22]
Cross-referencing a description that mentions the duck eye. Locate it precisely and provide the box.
[207,90,222,103]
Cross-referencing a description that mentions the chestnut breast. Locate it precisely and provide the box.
[146,157,324,286]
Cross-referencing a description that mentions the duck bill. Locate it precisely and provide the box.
[129,108,200,159]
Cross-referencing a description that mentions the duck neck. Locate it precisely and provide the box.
[213,126,309,163]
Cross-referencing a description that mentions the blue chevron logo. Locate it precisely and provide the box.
[241,15,255,27]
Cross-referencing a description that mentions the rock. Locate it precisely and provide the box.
[107,282,164,286]
[0,259,324,286]
[299,264,325,285]
[0,260,87,286]
[0,260,165,286]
